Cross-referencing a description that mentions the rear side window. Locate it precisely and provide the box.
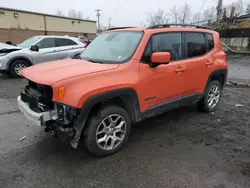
[207,34,214,51]
[55,38,77,47]
[37,38,56,49]
[186,33,206,58]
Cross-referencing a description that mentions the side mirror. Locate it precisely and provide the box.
[30,45,39,52]
[150,52,170,67]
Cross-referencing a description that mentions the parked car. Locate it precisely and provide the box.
[17,24,227,157]
[0,35,85,77]
[76,35,92,47]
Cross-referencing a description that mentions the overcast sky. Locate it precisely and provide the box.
[1,0,248,26]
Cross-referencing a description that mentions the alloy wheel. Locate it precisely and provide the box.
[96,114,127,151]
[207,85,220,108]
[14,63,27,75]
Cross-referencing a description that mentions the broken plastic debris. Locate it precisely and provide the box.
[235,104,244,107]
[19,136,26,141]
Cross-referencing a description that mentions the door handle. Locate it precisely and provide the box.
[205,60,214,66]
[175,67,186,73]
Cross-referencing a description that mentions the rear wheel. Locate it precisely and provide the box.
[84,105,131,157]
[10,60,29,78]
[197,80,221,112]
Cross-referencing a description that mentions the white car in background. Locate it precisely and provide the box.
[0,35,85,77]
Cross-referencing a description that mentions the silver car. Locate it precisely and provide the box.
[0,35,85,77]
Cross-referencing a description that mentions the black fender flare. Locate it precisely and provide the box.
[204,68,228,93]
[70,88,141,148]
[7,56,33,70]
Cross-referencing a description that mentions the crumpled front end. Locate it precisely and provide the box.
[17,80,80,147]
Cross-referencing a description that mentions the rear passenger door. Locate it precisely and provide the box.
[55,38,80,59]
[183,32,215,96]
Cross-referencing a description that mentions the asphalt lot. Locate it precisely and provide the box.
[0,56,250,188]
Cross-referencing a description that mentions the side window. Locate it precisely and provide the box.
[55,38,77,47]
[152,33,182,61]
[37,38,56,49]
[142,33,182,62]
[186,33,206,57]
[207,33,214,51]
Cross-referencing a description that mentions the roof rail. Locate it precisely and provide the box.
[147,24,212,30]
[107,27,135,31]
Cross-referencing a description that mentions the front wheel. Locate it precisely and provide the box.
[10,60,29,78]
[197,80,222,112]
[84,105,131,157]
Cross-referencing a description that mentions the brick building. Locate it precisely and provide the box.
[0,7,96,44]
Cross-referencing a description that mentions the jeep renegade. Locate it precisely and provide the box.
[17,24,227,157]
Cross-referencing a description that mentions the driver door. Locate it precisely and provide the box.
[138,32,186,112]
[31,38,59,64]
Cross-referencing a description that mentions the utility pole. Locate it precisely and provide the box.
[216,0,223,26]
[95,9,101,33]
[109,18,111,28]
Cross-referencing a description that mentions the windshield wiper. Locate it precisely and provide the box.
[88,59,104,64]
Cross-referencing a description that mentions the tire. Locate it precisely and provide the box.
[197,80,222,113]
[84,105,131,157]
[10,60,29,78]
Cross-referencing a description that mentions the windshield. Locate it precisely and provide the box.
[80,31,143,64]
[17,37,41,48]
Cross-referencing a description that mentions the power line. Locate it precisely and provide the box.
[111,0,129,14]
[199,0,208,13]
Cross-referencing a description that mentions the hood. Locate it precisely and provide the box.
[21,59,119,85]
[0,43,21,53]
[0,43,21,50]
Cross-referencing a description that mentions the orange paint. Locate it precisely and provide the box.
[21,27,227,112]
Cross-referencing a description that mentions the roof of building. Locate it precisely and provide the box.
[0,6,96,23]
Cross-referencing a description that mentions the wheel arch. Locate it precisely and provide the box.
[7,56,33,70]
[71,88,141,148]
[204,69,227,93]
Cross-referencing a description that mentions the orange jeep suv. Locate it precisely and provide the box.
[17,24,227,156]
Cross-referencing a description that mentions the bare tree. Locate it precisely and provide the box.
[77,11,83,19]
[170,6,178,23]
[68,9,78,18]
[147,9,169,26]
[192,12,202,24]
[225,0,244,16]
[178,3,191,24]
[55,9,65,17]
[202,7,216,22]
[246,4,250,14]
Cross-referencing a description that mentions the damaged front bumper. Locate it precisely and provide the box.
[17,96,57,126]
[17,94,80,148]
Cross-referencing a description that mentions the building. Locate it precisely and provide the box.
[0,7,97,44]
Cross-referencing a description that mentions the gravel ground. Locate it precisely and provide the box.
[0,56,250,188]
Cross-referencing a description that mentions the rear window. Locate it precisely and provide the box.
[207,34,214,51]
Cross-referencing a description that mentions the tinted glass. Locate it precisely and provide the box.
[56,38,77,47]
[80,31,143,64]
[186,33,206,57]
[37,38,56,49]
[207,34,214,51]
[152,33,182,61]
